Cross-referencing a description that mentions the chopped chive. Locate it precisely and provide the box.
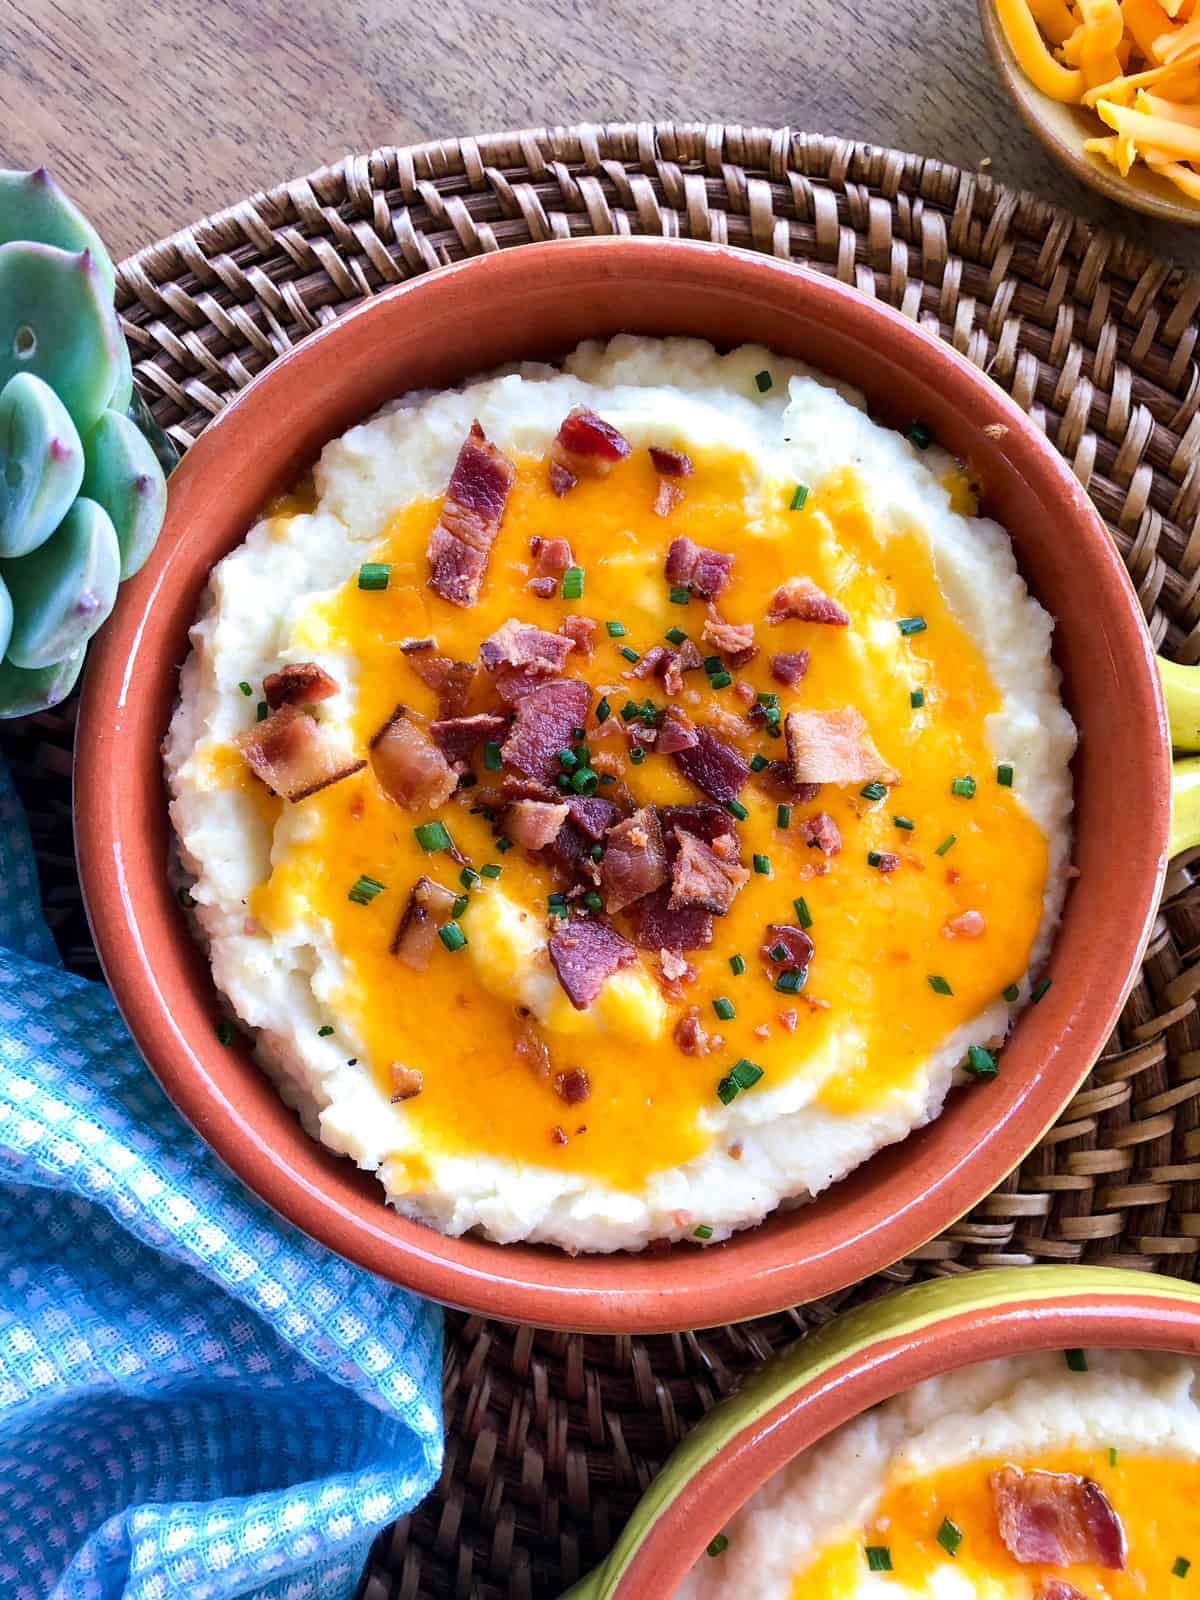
[1064,1348,1088,1372]
[348,873,387,904]
[599,774,615,784]
[757,692,779,708]
[1002,982,1020,1003]
[702,655,722,674]
[893,815,914,830]
[584,891,603,912]
[910,688,925,708]
[709,670,733,689]
[936,1517,962,1557]
[480,863,502,879]
[669,585,691,605]
[950,775,977,799]
[620,699,639,722]
[754,370,772,393]
[907,420,934,450]
[768,942,790,962]
[794,896,813,929]
[775,967,806,993]
[318,1024,334,1037]
[238,680,253,697]
[729,953,746,976]
[483,742,502,771]
[935,834,956,856]
[620,645,640,663]
[460,866,480,888]
[789,483,809,511]
[928,974,954,996]
[451,894,469,919]
[557,747,578,771]
[496,837,513,853]
[595,697,611,725]
[730,1058,763,1088]
[965,1044,997,1078]
[459,774,477,789]
[590,842,605,860]
[572,727,586,741]
[414,821,452,852]
[606,620,627,637]
[1174,1557,1192,1579]
[713,997,736,1021]
[867,851,884,867]
[629,747,645,766]
[865,1546,893,1572]
[753,853,771,875]
[573,767,601,793]
[1109,1447,1119,1466]
[215,1020,235,1046]
[357,561,391,590]
[777,803,791,829]
[438,920,467,952]
[547,891,566,908]
[1031,977,1052,1004]
[256,700,269,722]
[897,616,927,636]
[556,773,572,791]
[997,762,1014,787]
[707,1534,729,1558]
[665,626,687,646]
[561,565,584,600]
[694,1224,714,1240]
[720,800,748,826]
[860,781,887,802]
[749,754,769,772]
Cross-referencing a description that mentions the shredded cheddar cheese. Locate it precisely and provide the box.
[998,0,1200,197]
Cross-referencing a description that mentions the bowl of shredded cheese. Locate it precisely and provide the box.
[979,0,1200,223]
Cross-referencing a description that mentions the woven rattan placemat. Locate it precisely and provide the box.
[4,122,1200,1599]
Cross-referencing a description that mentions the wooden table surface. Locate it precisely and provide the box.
[4,0,1199,269]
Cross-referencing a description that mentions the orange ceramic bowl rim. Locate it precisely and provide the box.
[75,237,1169,1332]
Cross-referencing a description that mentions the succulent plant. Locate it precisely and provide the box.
[0,168,176,718]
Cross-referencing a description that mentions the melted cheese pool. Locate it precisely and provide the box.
[164,337,1076,1252]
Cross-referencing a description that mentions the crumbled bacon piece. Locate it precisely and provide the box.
[633,887,713,951]
[872,851,901,874]
[481,617,574,676]
[763,924,815,969]
[759,760,821,803]
[551,1125,568,1145]
[549,460,577,497]
[797,811,842,855]
[408,652,475,717]
[515,1019,552,1078]
[236,704,365,802]
[678,638,705,673]
[733,680,755,705]
[657,708,700,756]
[430,711,509,769]
[426,422,516,606]
[701,612,757,665]
[785,708,898,787]
[664,536,734,600]
[1034,1584,1087,1600]
[599,806,669,913]
[944,909,986,938]
[991,1466,1126,1570]
[548,916,637,1010]
[560,615,596,657]
[502,679,591,783]
[672,726,750,804]
[506,798,570,850]
[528,535,574,598]
[661,651,684,696]
[653,479,683,517]
[391,875,458,969]
[262,661,338,711]
[778,1009,798,1033]
[556,407,632,463]
[659,802,733,849]
[770,650,809,688]
[670,829,750,915]
[389,1064,424,1101]
[633,644,670,680]
[767,576,850,626]
[554,1068,591,1105]
[674,1006,711,1056]
[400,636,435,654]
[649,447,692,477]
[563,796,617,839]
[658,949,694,983]
[370,706,459,810]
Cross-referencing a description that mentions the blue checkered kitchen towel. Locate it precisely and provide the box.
[0,753,443,1600]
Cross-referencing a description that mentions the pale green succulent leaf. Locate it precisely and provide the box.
[0,372,85,558]
[81,408,167,578]
[0,242,121,435]
[0,169,116,301]
[2,495,120,669]
[0,572,11,661]
[108,328,134,415]
[0,649,84,719]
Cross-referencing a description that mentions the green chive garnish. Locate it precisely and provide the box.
[907,421,934,450]
[707,1534,729,1558]
[965,1044,997,1078]
[775,968,806,993]
[1031,977,1052,1003]
[1002,983,1020,1003]
[669,585,690,605]
[777,804,791,829]
[561,565,584,600]
[606,620,627,637]
[1109,1447,1119,1466]
[357,561,391,590]
[590,842,604,860]
[910,688,925,708]
[757,691,779,706]
[1064,1348,1088,1372]
[438,920,467,952]
[496,837,513,853]
[935,834,957,856]
[729,954,746,976]
[897,616,927,635]
[794,896,812,929]
[709,670,732,690]
[480,863,502,879]
[348,873,386,904]
[754,370,772,392]
[694,1224,714,1240]
[768,942,790,962]
[865,1547,893,1572]
[620,699,639,722]
[256,701,269,722]
[867,851,884,867]
[713,997,735,1021]
[483,742,502,771]
[215,1020,235,1046]
[893,815,914,830]
[238,680,253,697]
[573,766,601,792]
[318,1025,334,1037]
[414,821,452,852]
[753,853,771,875]
[584,891,603,912]
[950,775,976,799]
[558,748,578,771]
[937,1518,962,1557]
[451,894,469,919]
[928,974,953,996]
[731,1058,763,1090]
[620,645,640,663]
[1174,1557,1192,1579]
[726,799,748,821]
[702,655,722,674]
[460,866,479,889]
[997,762,1014,787]
[790,483,809,511]
[556,774,572,791]
[749,754,769,772]
[629,748,645,766]
[665,626,687,646]
[860,782,887,802]
[591,699,609,728]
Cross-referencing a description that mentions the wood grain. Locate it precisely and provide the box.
[2,0,1198,267]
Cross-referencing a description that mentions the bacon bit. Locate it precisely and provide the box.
[560,615,596,658]
[634,887,713,951]
[591,750,623,776]
[872,851,901,874]
[733,680,756,705]
[349,793,365,820]
[515,1020,552,1078]
[633,644,670,680]
[658,948,696,986]
[727,1142,743,1160]
[674,1006,711,1056]
[427,421,516,606]
[701,611,757,662]
[672,726,750,804]
[430,711,509,769]
[664,536,735,600]
[480,617,576,703]
[671,1209,693,1229]
[800,994,831,1011]
[549,460,577,497]
[408,652,475,717]
[946,867,961,885]
[400,636,436,654]
[797,811,842,856]
[556,407,632,464]
[762,924,814,968]
[649,447,692,477]
[263,661,338,710]
[757,759,821,804]
[502,678,591,783]
[391,876,458,970]
[389,1063,424,1101]
[548,916,637,1010]
[944,909,986,939]
[599,806,669,913]
[505,797,570,850]
[991,1466,1126,1570]
[236,705,365,802]
[661,651,684,697]
[554,1068,591,1105]
[1034,1583,1087,1600]
[670,829,750,915]
[778,1009,798,1032]
[528,535,574,598]
[785,708,899,787]
[767,576,851,626]
[657,706,700,756]
[753,1023,771,1039]
[653,479,683,517]
[243,917,260,936]
[551,1125,569,1145]
[770,650,809,688]
[370,705,459,810]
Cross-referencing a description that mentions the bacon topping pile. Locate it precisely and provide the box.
[236,705,365,803]
[548,916,637,1010]
[991,1466,1126,1571]
[263,661,338,710]
[599,807,669,914]
[767,576,851,626]
[427,422,516,606]
[664,535,735,600]
[785,707,899,787]
[370,706,459,811]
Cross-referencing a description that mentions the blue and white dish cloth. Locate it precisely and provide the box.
[0,753,443,1600]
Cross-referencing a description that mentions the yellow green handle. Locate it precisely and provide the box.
[1160,658,1200,857]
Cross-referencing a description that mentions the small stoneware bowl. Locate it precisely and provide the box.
[76,237,1190,1332]
[977,0,1200,225]
[566,1264,1200,1597]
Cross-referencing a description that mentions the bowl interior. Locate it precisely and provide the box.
[76,238,1170,1332]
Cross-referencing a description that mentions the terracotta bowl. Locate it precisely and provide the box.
[565,1265,1200,1596]
[77,237,1173,1333]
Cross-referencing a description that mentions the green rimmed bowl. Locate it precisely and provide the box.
[567,1264,1200,1596]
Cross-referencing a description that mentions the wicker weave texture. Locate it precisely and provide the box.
[14,121,1200,1598]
